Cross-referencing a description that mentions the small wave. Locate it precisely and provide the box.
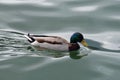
[86,32,120,53]
[71,5,99,12]
[0,0,55,6]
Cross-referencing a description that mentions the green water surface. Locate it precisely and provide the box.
[0,0,120,80]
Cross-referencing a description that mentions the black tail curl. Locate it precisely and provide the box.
[27,33,35,43]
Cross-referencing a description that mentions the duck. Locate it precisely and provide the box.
[24,32,88,52]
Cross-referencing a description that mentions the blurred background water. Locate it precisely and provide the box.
[0,0,120,80]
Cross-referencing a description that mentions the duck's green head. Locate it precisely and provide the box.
[70,32,88,47]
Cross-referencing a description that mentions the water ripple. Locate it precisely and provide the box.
[86,32,120,53]
[71,5,99,12]
[0,0,55,6]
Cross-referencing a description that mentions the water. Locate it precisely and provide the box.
[0,0,120,80]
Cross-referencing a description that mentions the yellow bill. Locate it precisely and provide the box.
[81,40,88,47]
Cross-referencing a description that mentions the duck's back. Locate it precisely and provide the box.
[33,36,68,44]
[31,36,69,51]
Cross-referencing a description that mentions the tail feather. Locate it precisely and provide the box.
[24,33,35,43]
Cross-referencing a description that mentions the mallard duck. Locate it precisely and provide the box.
[24,32,88,51]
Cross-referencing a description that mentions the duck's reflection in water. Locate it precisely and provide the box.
[69,50,88,59]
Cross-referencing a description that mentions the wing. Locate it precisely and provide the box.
[32,35,69,44]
